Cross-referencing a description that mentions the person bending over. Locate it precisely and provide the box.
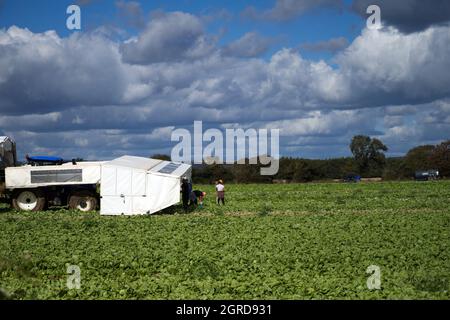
[192,190,207,208]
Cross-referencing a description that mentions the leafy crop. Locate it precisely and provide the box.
[0,181,449,299]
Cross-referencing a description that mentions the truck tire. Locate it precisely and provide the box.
[68,191,98,212]
[12,189,46,212]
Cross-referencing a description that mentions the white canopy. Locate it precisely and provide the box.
[104,155,162,171]
[149,160,192,178]
[100,156,192,215]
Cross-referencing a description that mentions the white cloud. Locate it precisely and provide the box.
[0,26,129,115]
[222,32,272,57]
[1,18,450,159]
[300,37,349,53]
[335,26,450,106]
[120,11,215,64]
[261,110,374,137]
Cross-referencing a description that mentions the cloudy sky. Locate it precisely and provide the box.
[0,0,449,161]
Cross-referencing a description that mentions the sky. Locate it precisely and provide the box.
[0,0,449,161]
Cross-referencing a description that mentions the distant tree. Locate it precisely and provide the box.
[276,157,297,180]
[193,163,234,184]
[341,158,359,178]
[404,145,436,175]
[186,140,446,183]
[430,140,450,177]
[350,135,388,176]
[209,164,235,183]
[231,162,263,183]
[151,154,171,161]
[350,135,371,172]
[383,157,408,180]
[292,161,314,182]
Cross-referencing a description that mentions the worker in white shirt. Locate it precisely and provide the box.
[215,179,225,205]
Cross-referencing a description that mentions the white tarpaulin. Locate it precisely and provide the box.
[100,155,191,215]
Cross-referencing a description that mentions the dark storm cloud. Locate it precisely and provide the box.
[351,0,450,33]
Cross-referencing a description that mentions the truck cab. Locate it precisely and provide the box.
[0,136,17,195]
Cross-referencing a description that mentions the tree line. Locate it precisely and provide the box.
[152,137,450,183]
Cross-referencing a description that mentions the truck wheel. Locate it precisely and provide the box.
[12,189,46,212]
[69,191,97,212]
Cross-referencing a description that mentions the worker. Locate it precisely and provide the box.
[215,179,225,205]
[189,189,197,206]
[181,177,191,213]
[191,190,207,208]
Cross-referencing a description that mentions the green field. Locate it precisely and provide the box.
[1,181,449,299]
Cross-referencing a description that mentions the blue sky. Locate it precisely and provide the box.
[0,0,449,161]
[0,0,363,60]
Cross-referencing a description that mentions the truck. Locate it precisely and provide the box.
[414,170,440,181]
[0,136,192,215]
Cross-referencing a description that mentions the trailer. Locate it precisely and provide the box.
[99,156,191,215]
[1,137,191,215]
[5,160,104,212]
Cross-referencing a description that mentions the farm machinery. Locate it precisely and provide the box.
[0,136,192,215]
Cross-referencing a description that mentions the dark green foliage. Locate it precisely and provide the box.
[0,181,449,299]
[191,139,449,182]
[150,154,171,161]
[429,140,450,177]
[350,135,388,176]
[404,145,436,175]
[382,157,409,180]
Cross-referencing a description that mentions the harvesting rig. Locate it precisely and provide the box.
[0,136,191,215]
